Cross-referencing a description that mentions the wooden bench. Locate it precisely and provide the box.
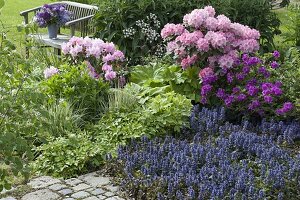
[20,1,98,55]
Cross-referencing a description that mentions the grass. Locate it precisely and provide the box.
[1,0,49,46]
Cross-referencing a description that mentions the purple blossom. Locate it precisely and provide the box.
[237,94,247,102]
[270,61,280,69]
[263,95,273,104]
[225,95,235,106]
[273,50,280,59]
[216,88,226,99]
[248,100,260,110]
[34,4,72,28]
[201,84,212,96]
[247,86,259,96]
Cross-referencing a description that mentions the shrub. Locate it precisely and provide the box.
[112,106,300,199]
[41,63,109,121]
[94,0,280,65]
[33,132,100,178]
[199,52,293,118]
[282,4,300,46]
[62,36,127,83]
[274,47,300,119]
[33,85,192,178]
[0,33,41,191]
[162,7,292,118]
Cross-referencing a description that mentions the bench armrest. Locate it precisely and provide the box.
[20,7,41,17]
[65,15,95,26]
[20,7,41,24]
[65,15,95,36]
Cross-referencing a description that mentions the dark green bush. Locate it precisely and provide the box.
[94,0,280,65]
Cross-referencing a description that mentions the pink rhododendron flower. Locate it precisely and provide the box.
[203,6,216,17]
[112,50,125,61]
[181,55,198,69]
[105,70,117,81]
[217,15,231,30]
[102,54,115,63]
[186,9,209,28]
[62,36,126,82]
[199,67,214,79]
[205,17,218,31]
[196,38,210,52]
[102,63,113,71]
[86,61,99,79]
[239,39,260,53]
[44,66,59,79]
[218,54,235,69]
[161,23,185,39]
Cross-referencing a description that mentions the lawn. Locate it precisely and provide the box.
[1,0,48,47]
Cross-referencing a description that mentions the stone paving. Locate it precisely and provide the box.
[0,171,126,200]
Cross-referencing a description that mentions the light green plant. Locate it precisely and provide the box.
[33,131,101,178]
[130,62,200,102]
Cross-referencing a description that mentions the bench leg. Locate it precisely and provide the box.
[54,48,61,56]
[25,47,29,58]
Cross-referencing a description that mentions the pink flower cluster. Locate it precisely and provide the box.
[62,36,125,81]
[161,6,260,70]
[44,66,59,79]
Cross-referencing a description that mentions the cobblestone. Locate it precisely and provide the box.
[58,188,73,196]
[65,178,83,186]
[1,171,124,200]
[28,176,61,189]
[48,183,67,191]
[71,191,90,199]
[72,183,91,191]
[0,197,17,200]
[91,188,106,195]
[83,197,100,200]
[21,189,60,200]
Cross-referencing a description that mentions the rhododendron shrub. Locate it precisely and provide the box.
[161,6,292,117]
[62,36,126,83]
[161,6,260,70]
[199,52,293,117]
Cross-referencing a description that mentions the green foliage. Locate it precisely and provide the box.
[282,4,300,47]
[32,101,85,144]
[275,47,300,119]
[130,62,200,102]
[33,85,192,178]
[94,0,280,65]
[33,132,101,178]
[92,86,192,152]
[41,63,109,122]
[0,0,4,13]
[0,35,36,191]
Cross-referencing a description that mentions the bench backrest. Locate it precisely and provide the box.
[59,1,98,36]
[62,1,98,20]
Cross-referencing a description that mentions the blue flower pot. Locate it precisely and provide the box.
[47,24,59,39]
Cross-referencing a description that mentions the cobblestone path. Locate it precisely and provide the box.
[0,171,126,200]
